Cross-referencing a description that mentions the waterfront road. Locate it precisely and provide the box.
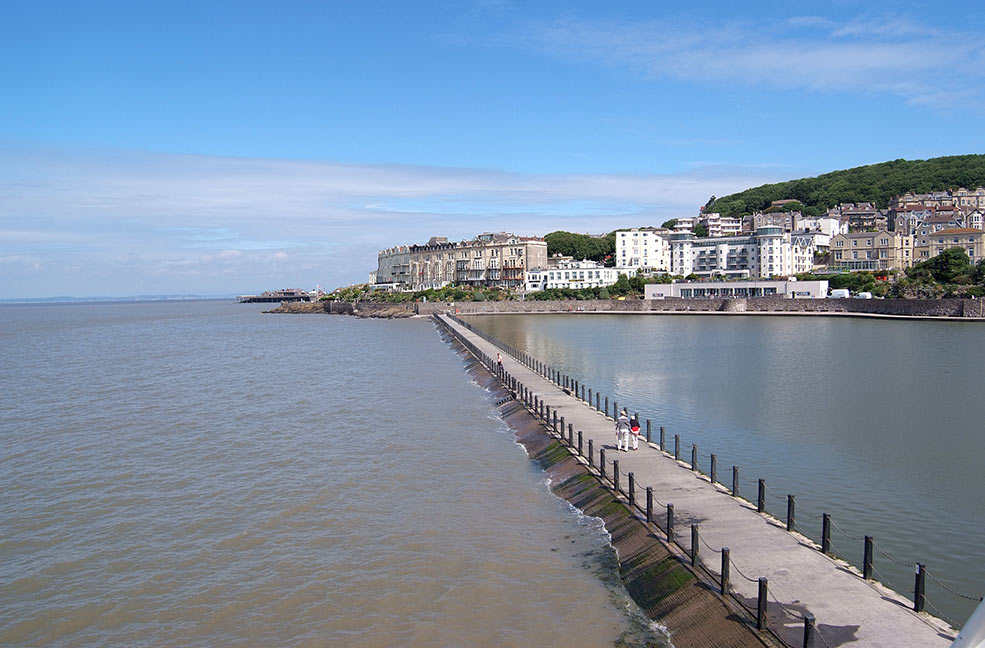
[440,314,954,648]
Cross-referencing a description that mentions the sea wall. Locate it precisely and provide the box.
[440,326,769,648]
[418,297,985,318]
[266,297,985,319]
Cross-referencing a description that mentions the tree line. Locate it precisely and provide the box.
[706,154,985,218]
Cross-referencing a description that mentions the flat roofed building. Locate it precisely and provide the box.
[525,259,636,292]
[645,279,828,299]
[669,226,810,279]
[700,212,743,237]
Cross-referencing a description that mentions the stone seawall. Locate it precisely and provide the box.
[265,297,985,319]
[418,297,985,319]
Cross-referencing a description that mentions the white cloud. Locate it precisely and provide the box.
[0,146,784,297]
[509,16,985,105]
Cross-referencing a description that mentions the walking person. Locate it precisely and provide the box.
[496,353,503,374]
[629,414,641,451]
[616,409,631,452]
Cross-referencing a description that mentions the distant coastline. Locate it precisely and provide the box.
[0,295,235,305]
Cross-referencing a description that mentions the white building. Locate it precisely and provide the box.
[794,215,847,238]
[673,218,697,233]
[645,279,829,299]
[525,260,637,292]
[668,226,810,279]
[615,228,672,273]
[700,212,743,237]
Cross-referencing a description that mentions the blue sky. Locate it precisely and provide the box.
[2,0,985,298]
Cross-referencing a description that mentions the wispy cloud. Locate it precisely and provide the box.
[508,15,985,105]
[0,146,784,297]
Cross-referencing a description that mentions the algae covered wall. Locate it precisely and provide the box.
[439,323,769,648]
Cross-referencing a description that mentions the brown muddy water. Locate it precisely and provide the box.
[0,301,669,647]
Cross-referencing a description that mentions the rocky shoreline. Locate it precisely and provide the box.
[263,300,416,318]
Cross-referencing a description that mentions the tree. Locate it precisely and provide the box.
[544,231,612,262]
[599,287,610,300]
[610,273,632,296]
[705,154,985,217]
[661,219,678,229]
[911,247,972,284]
[693,224,708,237]
[975,259,985,284]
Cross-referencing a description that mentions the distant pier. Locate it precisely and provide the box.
[238,289,312,304]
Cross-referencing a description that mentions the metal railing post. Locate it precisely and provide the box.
[757,578,768,630]
[914,563,926,612]
[822,514,831,554]
[629,473,635,508]
[646,487,653,523]
[646,419,652,443]
[787,495,796,532]
[863,536,873,580]
[721,547,730,594]
[588,439,594,467]
[711,453,717,484]
[803,614,815,648]
[758,479,766,513]
[691,444,698,471]
[691,525,699,567]
[732,466,740,498]
[667,504,675,544]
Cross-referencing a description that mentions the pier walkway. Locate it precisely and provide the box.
[438,313,955,648]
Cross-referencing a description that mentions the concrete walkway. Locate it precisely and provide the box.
[439,314,956,648]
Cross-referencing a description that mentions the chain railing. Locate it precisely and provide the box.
[437,313,976,638]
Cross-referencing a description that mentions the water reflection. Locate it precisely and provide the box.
[471,313,985,626]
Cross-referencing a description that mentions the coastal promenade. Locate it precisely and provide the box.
[437,313,956,648]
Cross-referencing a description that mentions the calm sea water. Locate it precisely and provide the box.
[0,302,669,647]
[470,313,985,627]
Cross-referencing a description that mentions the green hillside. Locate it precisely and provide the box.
[707,154,985,218]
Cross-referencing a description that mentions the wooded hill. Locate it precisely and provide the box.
[706,154,985,218]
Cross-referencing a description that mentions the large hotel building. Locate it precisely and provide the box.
[374,232,548,292]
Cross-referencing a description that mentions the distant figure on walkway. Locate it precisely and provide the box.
[496,352,503,369]
[616,410,631,452]
[629,414,641,451]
